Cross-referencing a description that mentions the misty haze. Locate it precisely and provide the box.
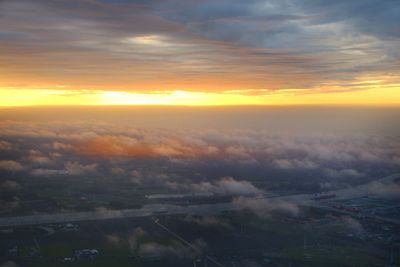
[1,107,400,267]
[1,0,400,267]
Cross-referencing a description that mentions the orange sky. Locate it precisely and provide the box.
[1,81,399,106]
[1,0,399,106]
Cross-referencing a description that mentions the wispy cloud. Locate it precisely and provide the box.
[0,0,399,97]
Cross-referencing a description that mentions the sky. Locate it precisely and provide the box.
[0,0,400,106]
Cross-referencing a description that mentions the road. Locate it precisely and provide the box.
[0,202,237,228]
[153,218,225,267]
[0,173,398,228]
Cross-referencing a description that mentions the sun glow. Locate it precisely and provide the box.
[126,35,168,46]
[0,80,399,107]
[0,88,265,106]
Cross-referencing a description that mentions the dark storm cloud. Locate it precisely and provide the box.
[1,0,399,92]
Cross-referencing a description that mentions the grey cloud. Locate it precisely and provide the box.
[273,158,318,170]
[52,141,73,151]
[138,242,187,258]
[106,233,122,246]
[232,196,300,218]
[105,226,146,250]
[137,237,205,260]
[167,177,262,196]
[340,216,364,235]
[324,168,366,179]
[300,0,400,39]
[0,160,23,171]
[184,215,231,229]
[128,227,147,252]
[123,223,204,259]
[1,119,400,192]
[110,167,126,175]
[28,150,53,165]
[30,161,97,176]
[368,180,400,199]
[64,161,98,175]
[31,168,67,177]
[0,141,12,151]
[0,180,20,192]
[0,198,20,213]
[1,0,398,92]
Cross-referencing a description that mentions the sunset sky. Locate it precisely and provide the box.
[1,0,399,106]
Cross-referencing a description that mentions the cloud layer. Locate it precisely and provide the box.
[0,113,399,215]
[1,119,399,190]
[0,0,399,94]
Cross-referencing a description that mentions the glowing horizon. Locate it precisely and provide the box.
[1,82,400,107]
[0,0,399,107]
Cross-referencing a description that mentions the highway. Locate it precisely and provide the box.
[0,202,237,228]
[0,173,398,228]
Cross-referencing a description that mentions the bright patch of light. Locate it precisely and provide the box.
[0,80,400,107]
[127,35,167,46]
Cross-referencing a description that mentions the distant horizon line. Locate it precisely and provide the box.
[1,103,400,109]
